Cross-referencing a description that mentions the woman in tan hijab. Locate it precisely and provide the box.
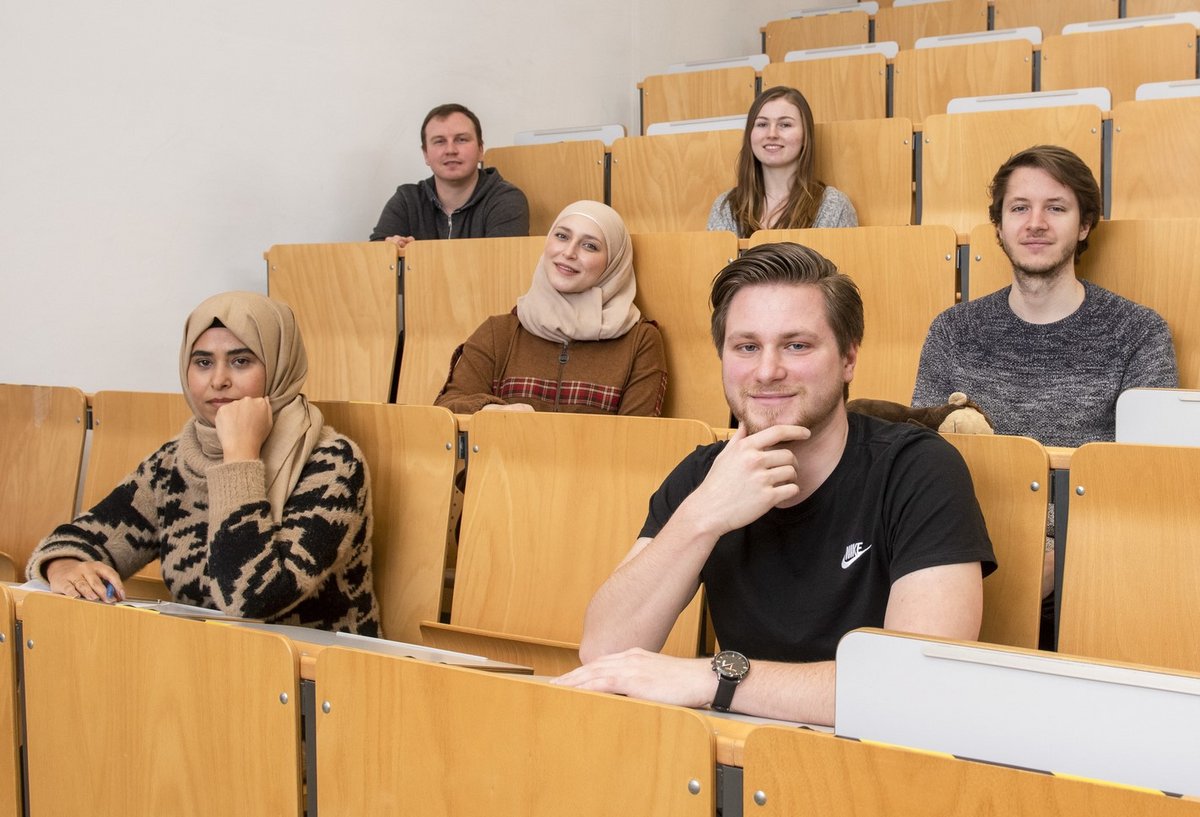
[436,200,668,415]
[28,292,381,635]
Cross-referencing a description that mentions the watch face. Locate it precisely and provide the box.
[713,650,749,679]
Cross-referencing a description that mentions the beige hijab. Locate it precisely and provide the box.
[179,291,324,522]
[516,200,641,343]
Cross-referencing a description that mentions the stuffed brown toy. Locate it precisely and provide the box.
[847,391,994,434]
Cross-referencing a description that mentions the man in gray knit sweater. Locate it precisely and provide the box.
[913,145,1178,449]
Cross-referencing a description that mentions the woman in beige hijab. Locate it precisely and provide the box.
[28,292,381,635]
[436,200,668,415]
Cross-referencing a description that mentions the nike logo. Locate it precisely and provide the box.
[841,542,872,569]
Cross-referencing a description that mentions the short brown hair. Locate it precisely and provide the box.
[420,103,483,147]
[988,145,1102,259]
[710,242,863,357]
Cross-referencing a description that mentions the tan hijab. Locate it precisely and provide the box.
[516,200,641,343]
[179,291,324,522]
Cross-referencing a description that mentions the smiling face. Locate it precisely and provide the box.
[421,112,484,183]
[542,213,610,294]
[997,166,1090,280]
[749,97,806,171]
[186,326,267,425]
[721,283,856,435]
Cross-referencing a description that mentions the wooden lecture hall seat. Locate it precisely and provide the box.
[421,411,714,674]
[1040,23,1200,106]
[943,432,1049,649]
[990,0,1119,36]
[640,66,758,133]
[1059,442,1200,673]
[762,51,889,124]
[749,225,958,405]
[967,218,1200,389]
[920,104,1103,237]
[21,593,303,815]
[266,241,400,403]
[761,11,871,63]
[1127,0,1200,14]
[815,117,916,227]
[0,588,20,816]
[1109,97,1200,219]
[315,647,714,817]
[891,37,1035,125]
[313,401,459,645]
[394,235,543,406]
[0,383,87,577]
[874,0,991,51]
[484,140,607,235]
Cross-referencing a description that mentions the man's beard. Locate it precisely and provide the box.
[729,383,842,436]
[1000,234,1078,280]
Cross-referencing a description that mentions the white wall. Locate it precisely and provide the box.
[0,0,795,393]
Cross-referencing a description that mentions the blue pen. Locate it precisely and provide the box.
[104,581,116,602]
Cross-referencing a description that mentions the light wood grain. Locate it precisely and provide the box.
[893,39,1034,126]
[315,648,714,817]
[1126,0,1200,14]
[943,432,1049,649]
[762,14,871,63]
[0,384,86,576]
[1110,97,1200,220]
[875,0,991,51]
[631,231,736,426]
[991,0,1119,37]
[22,593,302,816]
[396,235,544,405]
[641,67,758,133]
[968,218,1200,389]
[749,225,958,403]
[763,54,889,124]
[485,141,606,235]
[0,588,21,816]
[742,725,1200,815]
[1041,24,1199,107]
[419,621,584,675]
[921,105,1103,237]
[266,241,400,402]
[1060,442,1200,673]
[815,117,916,226]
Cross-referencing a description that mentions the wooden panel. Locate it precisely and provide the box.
[920,105,1103,237]
[610,130,742,233]
[892,39,1035,125]
[1127,0,1200,14]
[22,593,302,816]
[485,141,606,235]
[815,117,915,226]
[316,648,714,817]
[749,225,958,403]
[0,588,21,816]
[1041,25,1199,107]
[0,384,86,575]
[943,432,1049,649]
[439,412,714,671]
[992,0,1119,36]
[419,621,583,676]
[1110,97,1200,219]
[762,14,871,62]
[743,725,1200,815]
[875,0,991,51]
[83,391,193,508]
[641,66,758,133]
[395,235,544,405]
[266,242,399,403]
[314,401,457,644]
[968,218,1200,389]
[1060,442,1200,672]
[762,54,889,123]
[631,231,736,427]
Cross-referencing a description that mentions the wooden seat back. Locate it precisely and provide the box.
[762,53,888,123]
[875,0,991,50]
[892,39,1035,125]
[762,14,871,62]
[485,141,606,235]
[640,67,758,133]
[1041,24,1199,106]
[1110,97,1200,219]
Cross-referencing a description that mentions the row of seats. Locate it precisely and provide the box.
[5,384,1198,677]
[486,97,1200,236]
[7,588,1196,815]
[645,21,1198,129]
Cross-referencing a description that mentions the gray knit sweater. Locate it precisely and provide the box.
[912,281,1178,447]
[706,185,858,236]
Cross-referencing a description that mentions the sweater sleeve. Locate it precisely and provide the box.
[369,187,412,241]
[618,322,669,417]
[1120,311,1179,391]
[911,311,956,407]
[434,317,511,414]
[707,191,736,233]
[26,450,166,582]
[203,433,374,621]
[482,185,531,238]
[814,186,859,228]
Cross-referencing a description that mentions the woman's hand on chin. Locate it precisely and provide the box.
[215,396,274,462]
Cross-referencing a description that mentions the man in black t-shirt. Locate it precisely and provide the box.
[556,243,995,727]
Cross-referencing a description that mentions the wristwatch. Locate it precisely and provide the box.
[711,650,750,712]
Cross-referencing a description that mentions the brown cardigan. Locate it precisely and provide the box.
[435,312,668,416]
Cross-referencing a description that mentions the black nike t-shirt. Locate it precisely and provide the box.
[639,413,997,663]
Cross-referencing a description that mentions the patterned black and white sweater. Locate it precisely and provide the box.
[28,425,382,635]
